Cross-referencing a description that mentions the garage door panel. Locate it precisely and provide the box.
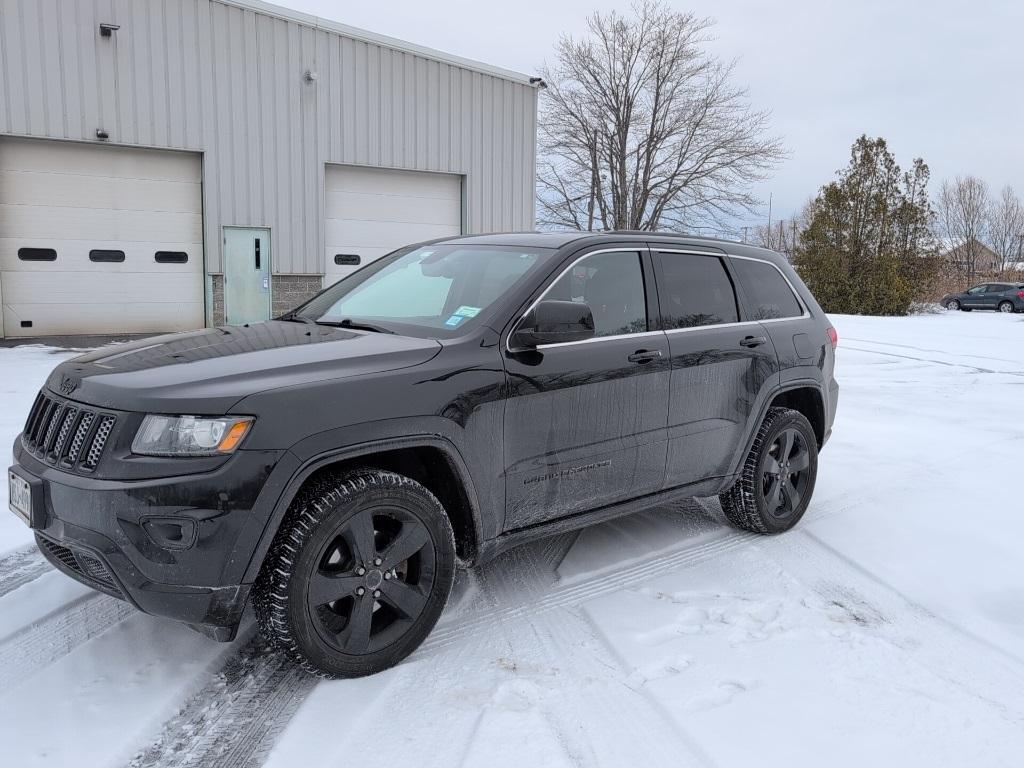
[325,166,461,199]
[0,238,202,272]
[0,137,205,337]
[0,204,203,243]
[324,165,461,282]
[0,138,201,183]
[325,219,460,249]
[325,190,460,226]
[4,301,204,337]
[1,270,204,304]
[0,170,202,213]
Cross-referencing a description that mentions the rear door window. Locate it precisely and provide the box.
[730,257,804,320]
[655,252,738,329]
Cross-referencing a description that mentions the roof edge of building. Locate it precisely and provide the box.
[215,0,540,86]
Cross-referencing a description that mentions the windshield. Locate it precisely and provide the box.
[295,244,553,338]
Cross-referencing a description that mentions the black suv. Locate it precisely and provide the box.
[942,282,1024,312]
[8,233,838,677]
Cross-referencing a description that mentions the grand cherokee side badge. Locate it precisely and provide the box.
[524,459,612,485]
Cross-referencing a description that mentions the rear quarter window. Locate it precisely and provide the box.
[730,257,804,320]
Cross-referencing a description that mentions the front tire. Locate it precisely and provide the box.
[253,469,456,678]
[945,299,961,311]
[719,407,818,534]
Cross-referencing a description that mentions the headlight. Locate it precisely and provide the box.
[132,415,254,457]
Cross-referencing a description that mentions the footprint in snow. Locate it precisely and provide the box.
[684,680,754,713]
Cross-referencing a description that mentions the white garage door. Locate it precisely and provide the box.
[324,165,461,284]
[0,137,204,338]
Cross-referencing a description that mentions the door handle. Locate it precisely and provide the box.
[627,349,662,364]
[739,335,768,348]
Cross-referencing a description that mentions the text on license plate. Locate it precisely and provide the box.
[8,471,31,526]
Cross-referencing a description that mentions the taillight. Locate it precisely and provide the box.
[1017,290,1024,299]
[826,327,838,348]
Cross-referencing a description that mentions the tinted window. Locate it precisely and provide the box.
[155,251,188,264]
[986,284,1009,293]
[966,285,987,295]
[731,258,803,319]
[18,248,56,261]
[657,253,738,329]
[546,251,647,337]
[89,249,125,263]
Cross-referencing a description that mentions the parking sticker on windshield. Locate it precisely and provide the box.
[445,315,465,327]
[454,306,481,318]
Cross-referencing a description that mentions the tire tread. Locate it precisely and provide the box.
[719,407,814,535]
[252,469,454,678]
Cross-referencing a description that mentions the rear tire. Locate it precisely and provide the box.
[719,407,818,534]
[253,469,456,678]
[998,301,1014,313]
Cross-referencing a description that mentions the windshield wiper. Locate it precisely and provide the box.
[318,318,395,334]
[277,311,316,325]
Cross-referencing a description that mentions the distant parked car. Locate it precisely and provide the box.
[942,283,1024,313]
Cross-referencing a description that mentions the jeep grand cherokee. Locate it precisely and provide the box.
[8,232,839,677]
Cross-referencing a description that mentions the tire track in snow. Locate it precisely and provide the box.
[842,344,1024,377]
[423,525,757,655]
[486,539,714,767]
[0,591,133,690]
[128,629,319,768]
[797,530,1024,671]
[765,530,1024,711]
[842,336,1024,366]
[0,544,50,599]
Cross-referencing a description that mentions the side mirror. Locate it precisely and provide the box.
[511,300,595,349]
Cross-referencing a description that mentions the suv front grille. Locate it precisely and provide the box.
[22,391,117,473]
[36,534,124,599]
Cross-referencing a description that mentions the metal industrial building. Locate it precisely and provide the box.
[0,0,540,338]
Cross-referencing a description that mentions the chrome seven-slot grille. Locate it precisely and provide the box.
[21,390,117,472]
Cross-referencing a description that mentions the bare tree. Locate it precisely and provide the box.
[751,199,813,260]
[536,2,785,232]
[936,176,990,280]
[987,185,1024,271]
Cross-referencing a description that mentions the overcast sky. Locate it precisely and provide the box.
[283,0,1023,231]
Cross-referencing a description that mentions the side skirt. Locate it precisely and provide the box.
[476,474,737,565]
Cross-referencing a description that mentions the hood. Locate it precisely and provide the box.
[46,321,442,413]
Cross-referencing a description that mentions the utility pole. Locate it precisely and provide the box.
[767,193,773,233]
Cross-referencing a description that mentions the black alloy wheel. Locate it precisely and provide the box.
[759,427,811,519]
[308,504,435,655]
[253,469,455,678]
[719,407,819,534]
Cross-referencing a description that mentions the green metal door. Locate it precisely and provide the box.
[223,227,271,325]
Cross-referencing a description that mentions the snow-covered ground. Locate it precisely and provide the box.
[2,311,1023,767]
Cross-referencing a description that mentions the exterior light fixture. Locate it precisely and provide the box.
[96,129,109,140]
[304,70,318,83]
[99,23,120,37]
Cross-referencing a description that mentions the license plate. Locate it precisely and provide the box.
[8,471,32,526]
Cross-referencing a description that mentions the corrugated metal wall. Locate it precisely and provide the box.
[0,0,538,274]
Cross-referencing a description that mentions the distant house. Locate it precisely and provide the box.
[942,239,1003,274]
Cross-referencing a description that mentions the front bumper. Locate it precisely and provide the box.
[11,437,298,639]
